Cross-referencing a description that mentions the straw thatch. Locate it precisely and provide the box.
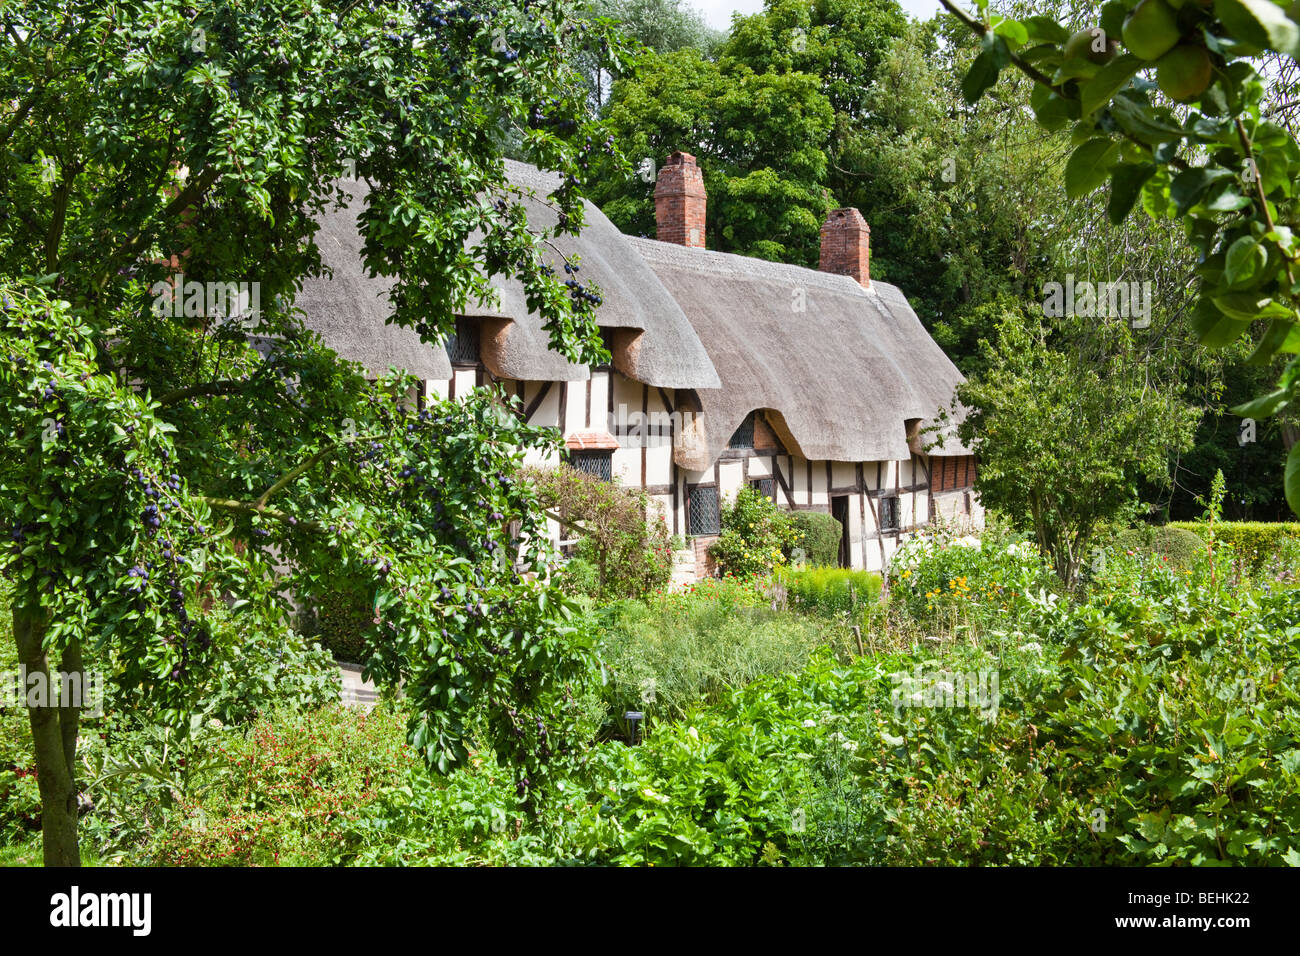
[465,161,719,389]
[629,238,971,469]
[293,179,452,380]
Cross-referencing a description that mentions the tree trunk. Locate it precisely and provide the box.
[12,589,82,866]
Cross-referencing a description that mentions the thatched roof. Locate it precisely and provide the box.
[293,179,452,381]
[465,161,719,389]
[629,238,971,468]
[295,164,719,390]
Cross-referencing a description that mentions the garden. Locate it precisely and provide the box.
[5,478,1299,867]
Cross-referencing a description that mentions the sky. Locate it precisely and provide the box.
[690,0,945,31]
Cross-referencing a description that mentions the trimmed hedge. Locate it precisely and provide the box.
[789,511,843,567]
[1113,525,1206,569]
[1169,521,1300,570]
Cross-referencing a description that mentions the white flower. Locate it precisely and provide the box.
[802,719,816,728]
[829,731,846,743]
[934,680,955,695]
[842,740,859,752]
[952,535,981,549]
[881,732,905,747]
[908,691,924,705]
[1019,642,1043,655]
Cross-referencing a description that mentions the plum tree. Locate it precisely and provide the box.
[940,0,1300,516]
[0,0,630,866]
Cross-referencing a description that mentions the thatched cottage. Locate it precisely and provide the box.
[297,153,980,575]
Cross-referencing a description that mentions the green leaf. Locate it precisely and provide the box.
[1224,236,1266,287]
[1213,292,1294,320]
[1189,296,1253,347]
[1111,96,1185,144]
[1022,15,1070,44]
[1108,162,1157,225]
[1031,84,1079,130]
[962,47,1002,104]
[1231,387,1290,417]
[1214,0,1300,56]
[991,17,1029,46]
[1171,168,1235,215]
[1081,54,1143,116]
[1065,137,1121,198]
[1246,319,1300,364]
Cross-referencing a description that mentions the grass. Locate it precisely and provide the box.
[0,833,102,867]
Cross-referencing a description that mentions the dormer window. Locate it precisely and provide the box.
[728,411,756,449]
[445,318,480,366]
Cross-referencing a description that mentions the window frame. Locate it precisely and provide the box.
[569,449,613,482]
[686,482,721,537]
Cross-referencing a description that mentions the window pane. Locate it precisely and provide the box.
[728,412,755,449]
[571,452,612,482]
[688,485,720,536]
[445,318,480,365]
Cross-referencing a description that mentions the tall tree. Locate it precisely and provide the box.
[940,0,1300,513]
[0,0,625,865]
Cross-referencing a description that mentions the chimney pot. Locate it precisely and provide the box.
[819,208,871,288]
[655,151,707,248]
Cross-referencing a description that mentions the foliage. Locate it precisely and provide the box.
[596,575,853,724]
[529,464,673,600]
[942,0,1300,515]
[952,313,1199,585]
[0,0,628,862]
[777,565,882,623]
[1110,524,1207,570]
[140,704,422,866]
[887,522,1061,635]
[590,48,835,265]
[709,486,801,577]
[1170,519,1300,571]
[298,572,375,664]
[787,510,844,567]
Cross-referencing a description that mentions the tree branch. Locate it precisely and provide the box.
[154,379,247,407]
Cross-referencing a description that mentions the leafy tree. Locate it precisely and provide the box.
[950,314,1199,585]
[574,0,722,109]
[592,49,834,263]
[0,0,627,865]
[940,0,1300,513]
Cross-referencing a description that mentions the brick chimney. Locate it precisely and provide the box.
[819,208,870,287]
[654,152,707,248]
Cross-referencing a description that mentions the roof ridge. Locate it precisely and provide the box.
[627,235,879,297]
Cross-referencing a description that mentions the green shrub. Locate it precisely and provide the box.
[788,511,843,567]
[1170,520,1300,570]
[779,566,881,627]
[140,704,422,865]
[529,464,672,600]
[887,525,1060,636]
[1112,524,1206,569]
[597,576,852,724]
[709,486,800,577]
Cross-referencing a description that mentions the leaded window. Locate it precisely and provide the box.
[880,495,900,533]
[749,477,776,502]
[445,318,480,366]
[570,451,612,482]
[728,412,756,449]
[687,484,721,536]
